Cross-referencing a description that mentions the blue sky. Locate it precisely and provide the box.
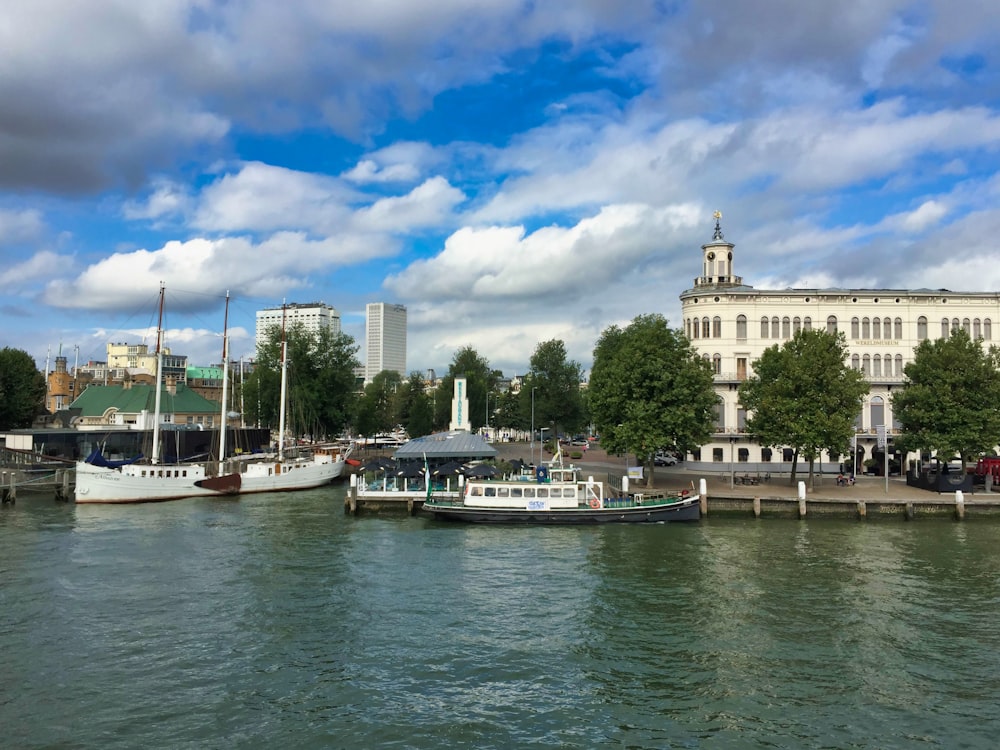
[3,1,1000,378]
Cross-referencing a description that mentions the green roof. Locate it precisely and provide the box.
[70,383,221,418]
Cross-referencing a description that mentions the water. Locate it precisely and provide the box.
[3,488,1000,749]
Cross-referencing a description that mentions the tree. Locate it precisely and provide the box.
[738,329,868,486]
[244,323,360,440]
[356,370,403,437]
[589,314,717,488]
[396,371,434,438]
[518,339,585,438]
[891,329,1000,469]
[432,346,496,431]
[0,347,46,430]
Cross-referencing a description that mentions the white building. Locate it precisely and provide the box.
[680,213,1000,474]
[255,302,341,351]
[365,302,407,383]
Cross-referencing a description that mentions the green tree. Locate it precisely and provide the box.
[518,339,584,439]
[891,329,1000,469]
[356,370,403,438]
[589,314,717,488]
[245,323,360,440]
[396,371,434,438]
[0,347,46,429]
[738,329,868,486]
[433,346,496,431]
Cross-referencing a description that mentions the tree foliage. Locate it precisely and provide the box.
[588,314,717,487]
[891,329,1000,466]
[0,347,46,430]
[356,370,403,437]
[517,339,585,437]
[433,346,496,431]
[738,329,868,484]
[395,370,434,438]
[244,323,359,440]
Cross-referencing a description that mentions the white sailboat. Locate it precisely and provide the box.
[74,284,242,503]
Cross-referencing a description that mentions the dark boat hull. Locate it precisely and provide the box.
[421,498,701,525]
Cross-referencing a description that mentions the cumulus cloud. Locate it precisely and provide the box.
[0,208,45,245]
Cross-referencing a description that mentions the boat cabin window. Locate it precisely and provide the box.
[523,487,535,498]
[510,487,522,498]
[484,487,496,497]
[471,486,483,496]
[497,487,509,497]
[537,488,548,498]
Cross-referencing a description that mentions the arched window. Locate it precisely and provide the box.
[851,354,860,370]
[827,316,837,334]
[872,317,881,339]
[793,316,801,334]
[713,316,722,338]
[782,317,791,338]
[872,355,881,377]
[963,318,971,335]
[985,319,992,340]
[771,316,780,338]
[702,316,710,338]
[917,316,927,340]
[690,318,698,338]
[803,317,812,331]
[895,354,903,376]
[712,353,722,374]
[862,354,871,375]
[760,317,769,338]
[870,396,885,429]
[884,318,892,338]
[862,317,870,339]
[714,397,725,430]
[941,319,950,338]
[974,319,982,339]
[851,317,859,338]
[894,318,902,339]
[736,314,747,339]
[952,318,960,334]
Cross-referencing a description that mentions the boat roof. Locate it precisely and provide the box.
[393,430,498,460]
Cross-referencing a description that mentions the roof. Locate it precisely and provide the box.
[394,430,498,460]
[70,383,221,418]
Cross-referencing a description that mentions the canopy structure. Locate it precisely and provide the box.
[394,430,498,461]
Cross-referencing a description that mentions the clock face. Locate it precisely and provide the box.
[707,251,715,260]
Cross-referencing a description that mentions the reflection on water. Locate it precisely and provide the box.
[2,490,1000,748]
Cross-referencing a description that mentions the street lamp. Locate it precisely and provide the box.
[530,386,537,465]
[730,436,736,488]
[539,427,550,466]
[485,391,490,436]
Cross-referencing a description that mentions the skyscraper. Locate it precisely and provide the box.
[255,302,341,351]
[365,303,407,383]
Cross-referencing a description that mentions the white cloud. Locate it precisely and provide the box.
[0,208,45,245]
[0,250,67,289]
[352,177,465,233]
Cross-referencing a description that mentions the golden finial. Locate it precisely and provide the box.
[713,210,722,220]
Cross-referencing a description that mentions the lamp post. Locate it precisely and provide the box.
[485,391,490,436]
[539,427,550,466]
[530,386,537,465]
[730,436,736,489]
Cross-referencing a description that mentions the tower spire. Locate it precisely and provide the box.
[712,210,724,241]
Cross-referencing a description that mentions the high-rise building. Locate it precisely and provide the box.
[365,303,407,383]
[255,302,341,351]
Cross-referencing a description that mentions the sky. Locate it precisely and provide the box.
[3,1,1000,380]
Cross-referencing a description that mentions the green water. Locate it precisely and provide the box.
[2,487,999,748]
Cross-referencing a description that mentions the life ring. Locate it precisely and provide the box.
[589,497,601,509]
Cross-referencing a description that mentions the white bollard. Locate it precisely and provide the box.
[699,477,707,497]
[622,475,630,494]
[350,473,357,488]
[798,480,806,500]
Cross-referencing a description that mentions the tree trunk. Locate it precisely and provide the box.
[789,448,800,485]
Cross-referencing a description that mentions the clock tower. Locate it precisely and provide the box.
[696,211,741,289]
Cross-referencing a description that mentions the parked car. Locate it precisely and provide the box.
[570,436,589,446]
[654,451,678,466]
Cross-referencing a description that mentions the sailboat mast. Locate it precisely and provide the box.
[278,303,288,461]
[218,291,231,475]
[151,282,165,465]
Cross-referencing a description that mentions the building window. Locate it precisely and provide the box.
[782,317,791,338]
[803,317,812,331]
[941,318,950,338]
[974,318,982,339]
[964,318,972,335]
[761,448,772,463]
[793,317,801,334]
[884,317,892,339]
[760,317,769,338]
[737,408,747,429]
[872,317,881,339]
[712,353,722,374]
[713,316,722,337]
[851,354,860,370]
[873,355,881,377]
[827,316,837,334]
[917,316,928,340]
[771,316,780,338]
[862,354,871,375]
[736,315,747,339]
[738,448,749,463]
[870,396,885,429]
[714,399,725,430]
[851,317,860,338]
[702,317,710,338]
[895,354,903,376]
[782,448,794,462]
[862,317,870,338]
[713,448,724,462]
[691,319,698,338]
[985,319,992,340]
[894,318,902,339]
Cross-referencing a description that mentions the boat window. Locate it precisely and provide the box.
[537,488,548,498]
[497,487,509,497]
[141,470,147,477]
[510,487,522,497]
[523,488,535,498]
[484,487,496,497]
[471,486,483,496]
